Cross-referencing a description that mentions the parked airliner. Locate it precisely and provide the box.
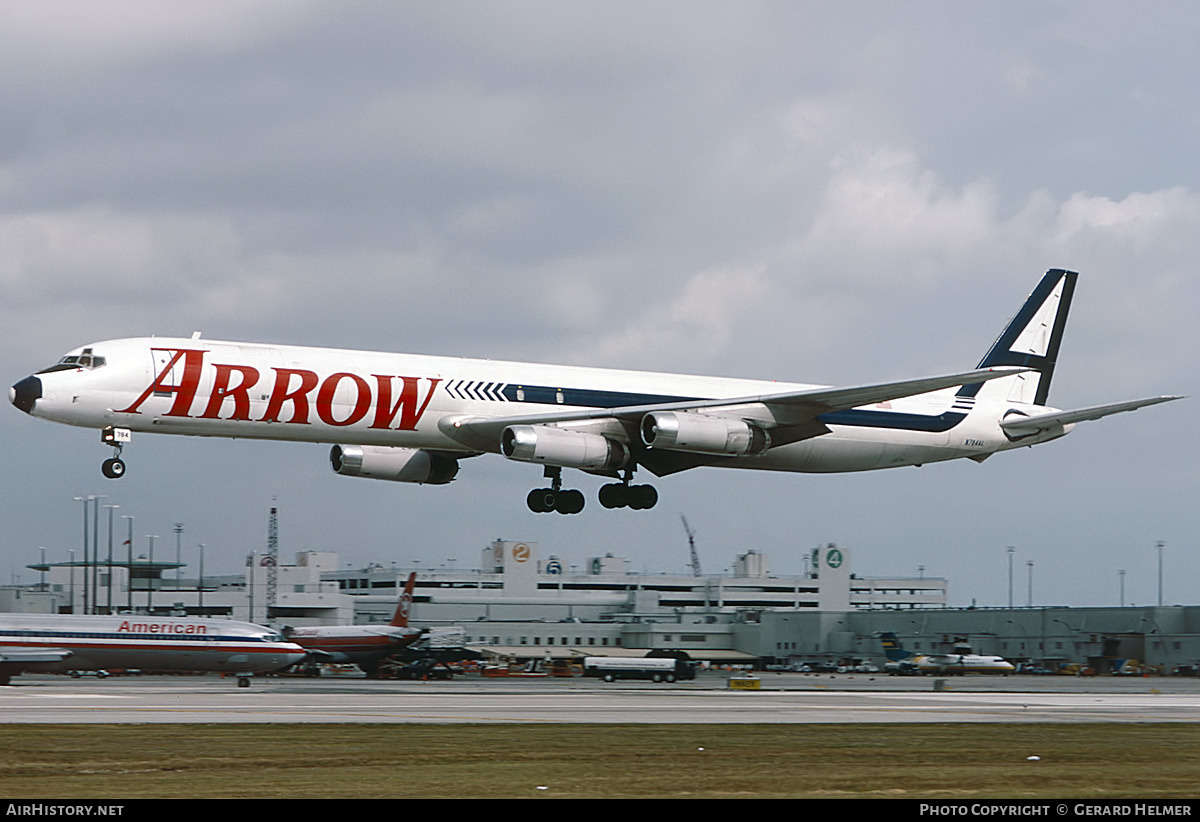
[0,613,308,686]
[8,270,1180,513]
[282,572,423,677]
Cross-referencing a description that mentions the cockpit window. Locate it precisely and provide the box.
[37,347,107,374]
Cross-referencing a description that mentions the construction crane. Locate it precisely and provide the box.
[680,516,702,577]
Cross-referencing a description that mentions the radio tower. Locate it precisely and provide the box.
[266,506,279,614]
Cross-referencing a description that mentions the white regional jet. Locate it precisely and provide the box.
[880,632,1015,675]
[8,270,1181,514]
[0,613,307,686]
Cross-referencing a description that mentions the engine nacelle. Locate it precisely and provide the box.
[640,411,771,456]
[500,425,629,471]
[330,445,459,485]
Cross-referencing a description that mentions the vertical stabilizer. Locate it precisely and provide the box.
[962,269,1077,406]
[879,632,909,662]
[390,572,417,627]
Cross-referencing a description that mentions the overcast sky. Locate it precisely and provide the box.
[2,1,1195,609]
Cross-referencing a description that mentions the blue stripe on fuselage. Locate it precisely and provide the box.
[501,384,696,408]
[818,408,967,433]
[497,383,967,432]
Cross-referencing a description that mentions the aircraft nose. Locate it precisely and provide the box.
[10,376,42,415]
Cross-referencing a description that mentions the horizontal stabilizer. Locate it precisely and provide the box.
[1000,396,1184,434]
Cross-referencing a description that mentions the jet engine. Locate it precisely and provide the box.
[640,411,771,456]
[500,425,629,471]
[330,445,459,484]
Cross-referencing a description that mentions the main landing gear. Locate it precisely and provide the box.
[526,467,658,515]
[100,426,130,479]
[526,467,586,514]
[598,477,658,510]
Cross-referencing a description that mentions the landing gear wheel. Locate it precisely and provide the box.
[629,484,658,510]
[525,466,584,515]
[527,488,556,513]
[554,489,585,515]
[599,468,658,510]
[101,457,126,479]
[599,483,627,509]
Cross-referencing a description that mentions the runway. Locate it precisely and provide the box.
[3,672,1198,724]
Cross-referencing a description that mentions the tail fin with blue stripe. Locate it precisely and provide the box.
[961,269,1077,406]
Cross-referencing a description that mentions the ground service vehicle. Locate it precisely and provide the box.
[583,656,696,683]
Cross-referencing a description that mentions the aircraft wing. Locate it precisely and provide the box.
[442,366,1029,450]
[921,655,953,665]
[0,646,73,664]
[1000,395,1184,435]
[360,626,423,642]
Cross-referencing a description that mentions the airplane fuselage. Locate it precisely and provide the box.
[9,270,1179,513]
[0,614,306,678]
[13,336,1066,474]
[915,654,1016,675]
[285,625,419,665]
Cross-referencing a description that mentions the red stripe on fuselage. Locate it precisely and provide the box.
[289,635,408,653]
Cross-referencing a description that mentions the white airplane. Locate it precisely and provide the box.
[282,572,423,677]
[880,632,1014,675]
[8,269,1180,514]
[0,613,307,686]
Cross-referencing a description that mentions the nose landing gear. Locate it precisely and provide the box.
[101,456,126,479]
[100,426,131,479]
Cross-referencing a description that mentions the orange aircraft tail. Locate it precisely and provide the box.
[389,572,417,627]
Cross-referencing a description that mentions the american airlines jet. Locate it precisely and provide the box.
[0,613,307,686]
[8,270,1180,514]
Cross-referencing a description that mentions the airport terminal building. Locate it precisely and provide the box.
[9,538,1200,674]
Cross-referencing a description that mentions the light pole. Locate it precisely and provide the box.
[1006,547,1015,609]
[91,495,106,613]
[121,514,134,612]
[1026,560,1034,608]
[198,543,205,614]
[1156,541,1165,606]
[103,504,119,614]
[174,523,184,593]
[1119,569,1126,608]
[146,534,159,612]
[1006,619,1028,658]
[72,496,90,614]
[1053,618,1077,662]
